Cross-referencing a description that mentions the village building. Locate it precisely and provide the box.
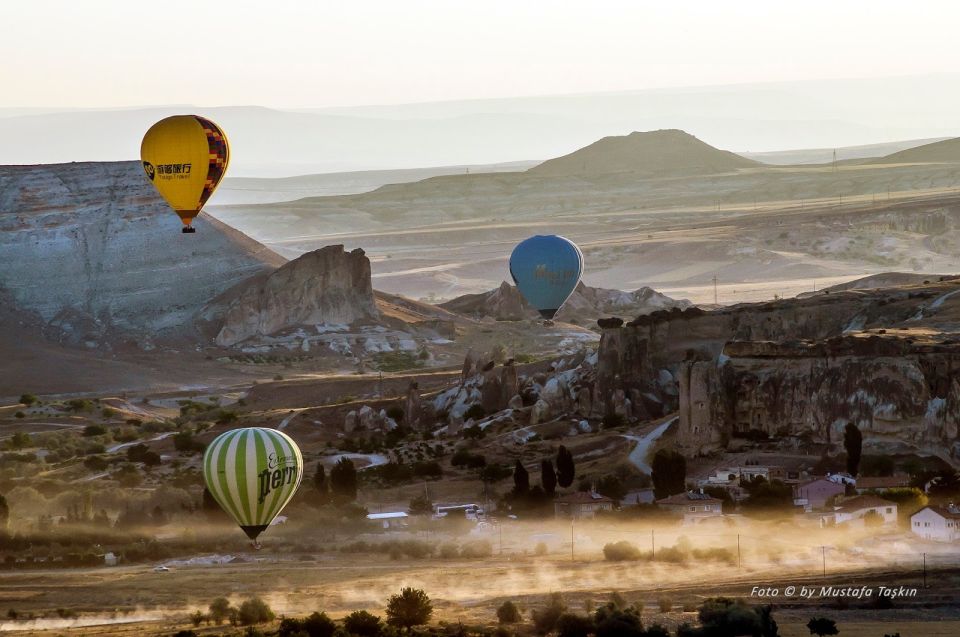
[855,475,911,494]
[793,477,846,511]
[366,511,409,530]
[554,491,614,519]
[911,505,960,541]
[819,495,898,528]
[656,491,724,525]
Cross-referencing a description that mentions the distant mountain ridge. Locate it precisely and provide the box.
[869,137,960,165]
[528,129,759,177]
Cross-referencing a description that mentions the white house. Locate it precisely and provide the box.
[820,495,897,528]
[103,552,118,566]
[911,505,960,541]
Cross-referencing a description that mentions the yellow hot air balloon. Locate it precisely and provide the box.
[140,115,230,233]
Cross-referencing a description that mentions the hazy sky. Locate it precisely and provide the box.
[3,0,958,108]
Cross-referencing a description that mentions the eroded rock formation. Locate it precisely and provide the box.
[676,336,960,458]
[209,245,379,346]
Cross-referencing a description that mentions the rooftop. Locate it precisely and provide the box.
[914,504,960,520]
[856,476,911,489]
[657,491,723,506]
[367,512,409,520]
[834,495,897,513]
[556,491,614,504]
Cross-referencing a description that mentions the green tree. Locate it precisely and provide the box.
[18,394,37,406]
[237,598,274,625]
[513,460,530,495]
[844,423,862,476]
[208,597,232,625]
[556,446,575,488]
[594,603,644,637]
[497,601,522,624]
[0,494,9,530]
[596,475,626,502]
[807,616,838,636]
[556,613,594,637]
[408,495,433,516]
[541,459,557,495]
[532,593,566,635]
[8,432,31,450]
[385,587,433,631]
[651,449,686,499]
[330,457,358,500]
[343,610,383,637]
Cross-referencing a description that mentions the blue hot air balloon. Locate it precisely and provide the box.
[509,235,584,319]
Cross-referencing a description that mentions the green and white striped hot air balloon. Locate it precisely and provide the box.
[202,427,303,541]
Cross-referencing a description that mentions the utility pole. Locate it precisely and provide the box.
[571,519,575,562]
[821,546,827,577]
[923,553,927,588]
[651,529,655,559]
[713,276,718,305]
[737,534,741,568]
[832,149,837,173]
[499,522,503,556]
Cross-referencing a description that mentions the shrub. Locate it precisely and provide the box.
[497,601,522,624]
[556,613,593,637]
[385,587,433,630]
[408,495,433,516]
[658,597,672,612]
[386,406,404,422]
[532,593,566,635]
[601,413,624,429]
[603,541,643,562]
[18,394,37,406]
[84,455,109,472]
[807,616,839,636]
[278,611,336,637]
[343,610,383,637]
[83,425,107,437]
[480,464,512,483]
[439,543,460,559]
[463,404,486,421]
[237,598,275,625]
[209,597,232,624]
[535,542,548,556]
[67,399,94,412]
[14,412,24,419]
[451,449,487,469]
[459,540,493,558]
[594,603,644,637]
[101,407,116,418]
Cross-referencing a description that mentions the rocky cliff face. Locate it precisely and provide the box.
[595,281,960,461]
[676,336,960,459]
[206,245,380,347]
[0,161,284,345]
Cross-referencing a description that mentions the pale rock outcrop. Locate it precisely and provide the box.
[0,161,283,344]
[530,399,551,425]
[404,382,423,428]
[211,245,379,346]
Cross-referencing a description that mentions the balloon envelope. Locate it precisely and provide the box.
[140,115,230,230]
[509,235,583,319]
[202,427,302,540]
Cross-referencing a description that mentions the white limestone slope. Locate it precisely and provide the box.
[0,161,284,342]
